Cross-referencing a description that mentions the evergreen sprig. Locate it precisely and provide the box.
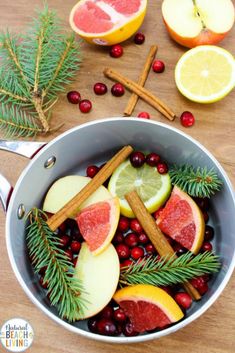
[119,251,220,287]
[169,164,223,198]
[26,208,87,322]
[0,5,81,138]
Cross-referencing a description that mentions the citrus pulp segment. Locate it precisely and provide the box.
[76,197,120,255]
[108,159,172,218]
[69,0,147,45]
[113,284,184,332]
[157,186,205,254]
[175,45,235,103]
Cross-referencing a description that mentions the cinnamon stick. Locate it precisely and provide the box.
[123,45,158,116]
[125,189,201,301]
[104,68,176,121]
[47,145,133,231]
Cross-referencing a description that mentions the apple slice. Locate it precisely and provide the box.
[74,242,120,318]
[162,0,235,48]
[43,175,112,217]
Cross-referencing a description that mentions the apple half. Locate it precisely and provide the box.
[162,0,235,48]
[74,242,120,318]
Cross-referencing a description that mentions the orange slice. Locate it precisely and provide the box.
[113,284,184,332]
[76,197,120,255]
[157,186,205,254]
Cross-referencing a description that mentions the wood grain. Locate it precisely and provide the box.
[0,0,235,352]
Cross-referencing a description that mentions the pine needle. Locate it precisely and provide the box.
[26,208,88,322]
[119,252,220,287]
[169,164,223,198]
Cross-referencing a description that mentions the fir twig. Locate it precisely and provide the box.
[169,164,223,198]
[119,252,220,287]
[26,208,88,322]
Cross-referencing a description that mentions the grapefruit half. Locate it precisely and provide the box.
[157,186,205,254]
[76,197,120,255]
[69,0,147,45]
[113,284,184,332]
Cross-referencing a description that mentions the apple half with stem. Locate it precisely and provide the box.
[162,0,235,48]
[74,242,120,318]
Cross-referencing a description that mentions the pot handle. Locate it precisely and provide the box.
[0,140,46,211]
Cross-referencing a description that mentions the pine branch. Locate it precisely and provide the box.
[169,164,223,198]
[26,208,88,322]
[0,105,43,138]
[119,252,220,287]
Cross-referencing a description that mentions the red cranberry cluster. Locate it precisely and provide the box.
[130,150,169,174]
[67,91,92,113]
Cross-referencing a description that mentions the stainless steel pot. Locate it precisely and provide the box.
[1,118,235,343]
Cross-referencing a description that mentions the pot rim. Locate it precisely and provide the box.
[5,117,235,343]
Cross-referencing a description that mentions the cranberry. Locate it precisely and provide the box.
[203,212,209,223]
[70,240,81,254]
[146,152,161,166]
[111,83,125,97]
[88,318,99,333]
[120,259,134,269]
[180,111,195,127]
[138,232,149,244]
[134,32,145,45]
[157,162,168,174]
[39,266,47,276]
[79,99,92,113]
[64,248,73,262]
[173,243,187,256]
[39,276,48,289]
[204,225,214,241]
[152,60,165,73]
[161,286,174,296]
[100,306,114,319]
[201,242,213,252]
[110,44,123,58]
[130,219,143,233]
[145,243,156,254]
[131,246,144,260]
[97,318,117,336]
[73,257,78,267]
[174,292,192,310]
[190,276,205,290]
[59,222,66,233]
[67,90,81,104]
[118,216,130,232]
[59,234,70,248]
[86,165,99,178]
[122,322,138,337]
[113,232,124,244]
[153,207,164,220]
[114,308,126,323]
[137,111,150,119]
[198,283,209,295]
[93,82,108,95]
[124,233,139,247]
[194,197,210,211]
[116,243,130,259]
[202,274,210,282]
[130,151,145,168]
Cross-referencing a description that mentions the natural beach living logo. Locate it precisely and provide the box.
[0,318,34,352]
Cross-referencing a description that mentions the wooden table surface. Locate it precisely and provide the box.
[0,0,235,352]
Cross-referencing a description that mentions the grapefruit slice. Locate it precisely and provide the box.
[69,0,147,45]
[113,284,184,333]
[76,197,120,255]
[157,186,205,254]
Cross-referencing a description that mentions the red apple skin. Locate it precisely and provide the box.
[163,19,230,48]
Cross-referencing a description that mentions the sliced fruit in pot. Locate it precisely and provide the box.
[113,284,184,333]
[157,186,205,254]
[76,197,120,255]
[69,0,147,45]
[43,175,112,217]
[108,159,172,218]
[74,242,120,318]
[175,45,235,103]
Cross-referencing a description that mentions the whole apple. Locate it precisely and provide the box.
[162,0,235,48]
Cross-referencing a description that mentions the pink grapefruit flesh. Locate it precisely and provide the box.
[76,197,120,255]
[113,284,184,333]
[157,186,205,254]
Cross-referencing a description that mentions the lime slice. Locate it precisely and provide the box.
[175,45,235,103]
[108,160,172,218]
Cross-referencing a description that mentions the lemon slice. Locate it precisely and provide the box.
[108,160,172,218]
[175,45,235,103]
